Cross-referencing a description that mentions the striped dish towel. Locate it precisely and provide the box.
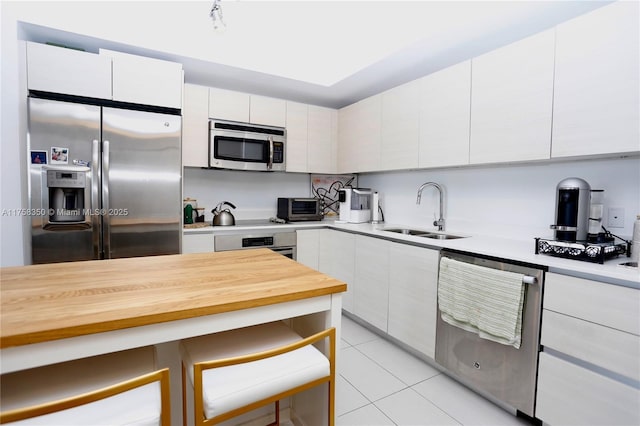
[438,257,525,349]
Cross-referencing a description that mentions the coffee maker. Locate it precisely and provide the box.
[337,187,372,223]
[536,178,629,263]
[550,177,591,242]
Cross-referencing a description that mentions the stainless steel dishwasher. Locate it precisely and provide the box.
[214,231,297,260]
[435,249,545,419]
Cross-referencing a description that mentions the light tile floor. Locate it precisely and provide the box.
[337,315,532,426]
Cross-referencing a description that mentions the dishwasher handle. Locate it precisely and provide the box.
[522,275,537,285]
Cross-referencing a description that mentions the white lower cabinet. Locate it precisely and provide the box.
[318,229,355,312]
[536,272,640,425]
[353,235,390,332]
[387,243,439,359]
[182,233,214,254]
[296,229,320,270]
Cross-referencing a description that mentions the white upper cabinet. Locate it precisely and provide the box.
[285,102,337,174]
[338,95,382,173]
[470,30,555,164]
[208,89,286,127]
[308,105,338,174]
[101,49,183,109]
[182,84,210,168]
[26,42,112,100]
[250,95,286,127]
[380,80,421,170]
[208,88,250,122]
[285,101,308,173]
[419,60,471,168]
[552,1,640,158]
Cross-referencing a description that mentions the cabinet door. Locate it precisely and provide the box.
[182,84,210,168]
[250,95,286,127]
[209,88,250,122]
[380,80,420,171]
[319,230,355,312]
[27,42,111,99]
[354,235,389,331]
[388,244,439,358]
[296,229,320,269]
[552,1,639,157]
[307,106,338,174]
[102,49,183,109]
[470,30,555,164]
[285,101,308,172]
[338,95,382,173]
[537,353,640,425]
[419,61,471,168]
[182,233,213,254]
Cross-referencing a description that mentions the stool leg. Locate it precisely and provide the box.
[266,400,279,426]
[182,363,187,426]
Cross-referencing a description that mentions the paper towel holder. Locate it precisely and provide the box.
[370,191,385,224]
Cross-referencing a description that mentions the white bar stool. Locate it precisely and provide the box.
[180,321,335,426]
[0,346,170,425]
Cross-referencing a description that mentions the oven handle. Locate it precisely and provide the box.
[523,275,537,285]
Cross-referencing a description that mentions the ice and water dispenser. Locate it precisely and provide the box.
[43,166,91,228]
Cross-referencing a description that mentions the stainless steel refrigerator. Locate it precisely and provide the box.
[28,97,181,264]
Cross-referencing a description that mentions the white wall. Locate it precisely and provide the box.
[1,5,30,267]
[359,156,640,241]
[183,168,311,223]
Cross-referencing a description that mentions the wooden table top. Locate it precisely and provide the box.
[0,249,346,349]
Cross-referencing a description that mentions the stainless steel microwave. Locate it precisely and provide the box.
[209,120,286,171]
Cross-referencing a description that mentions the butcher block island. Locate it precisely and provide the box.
[0,249,346,425]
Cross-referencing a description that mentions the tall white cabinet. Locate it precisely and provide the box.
[182,84,210,168]
[387,243,439,359]
[419,60,472,168]
[353,235,390,332]
[380,80,421,171]
[469,30,555,164]
[318,230,355,312]
[551,1,640,157]
[338,95,382,173]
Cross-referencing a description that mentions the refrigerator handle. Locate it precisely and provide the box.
[91,140,102,259]
[102,140,111,259]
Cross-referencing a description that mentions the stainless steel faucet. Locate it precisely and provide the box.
[416,182,445,231]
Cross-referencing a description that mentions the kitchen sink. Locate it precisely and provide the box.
[421,233,465,240]
[381,228,467,240]
[381,228,431,236]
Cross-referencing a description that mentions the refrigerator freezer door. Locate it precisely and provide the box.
[102,108,181,259]
[29,98,101,264]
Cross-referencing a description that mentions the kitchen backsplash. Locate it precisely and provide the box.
[184,156,639,241]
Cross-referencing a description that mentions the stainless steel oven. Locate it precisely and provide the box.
[209,120,286,172]
[214,231,296,260]
[435,250,545,419]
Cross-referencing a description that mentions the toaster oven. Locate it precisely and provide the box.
[277,198,323,222]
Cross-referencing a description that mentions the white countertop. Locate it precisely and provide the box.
[184,220,639,288]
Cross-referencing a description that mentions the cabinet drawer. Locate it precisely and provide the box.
[544,273,640,335]
[541,309,640,381]
[537,352,640,425]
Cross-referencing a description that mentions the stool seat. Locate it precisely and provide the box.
[0,347,169,425]
[180,321,331,422]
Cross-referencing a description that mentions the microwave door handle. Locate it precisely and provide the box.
[267,136,274,170]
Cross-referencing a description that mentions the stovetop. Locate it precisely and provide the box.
[535,237,630,264]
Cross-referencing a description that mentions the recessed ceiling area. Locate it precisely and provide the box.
[12,1,611,108]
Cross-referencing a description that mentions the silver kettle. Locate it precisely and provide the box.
[212,201,236,226]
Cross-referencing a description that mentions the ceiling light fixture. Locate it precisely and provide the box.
[210,0,226,31]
